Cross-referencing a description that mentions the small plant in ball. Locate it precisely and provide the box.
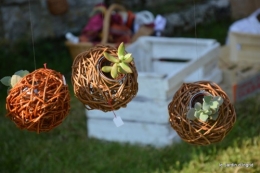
[0,70,29,93]
[187,95,224,122]
[101,42,133,79]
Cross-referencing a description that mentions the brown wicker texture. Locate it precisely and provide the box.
[6,68,70,133]
[47,0,68,15]
[71,44,138,112]
[168,81,236,145]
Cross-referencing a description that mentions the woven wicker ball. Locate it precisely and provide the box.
[168,81,236,145]
[71,44,138,112]
[6,68,70,133]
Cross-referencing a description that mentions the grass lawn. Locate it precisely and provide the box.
[0,18,259,173]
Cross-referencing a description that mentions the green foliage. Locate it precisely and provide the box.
[102,42,133,79]
[187,95,223,122]
[0,70,29,93]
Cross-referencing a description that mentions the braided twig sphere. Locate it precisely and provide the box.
[6,68,70,133]
[71,45,138,112]
[168,81,236,145]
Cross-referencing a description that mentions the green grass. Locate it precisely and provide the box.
[0,19,260,173]
[173,17,234,45]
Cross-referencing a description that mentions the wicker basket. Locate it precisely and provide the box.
[65,3,154,60]
[168,81,236,145]
[71,44,138,112]
[6,67,70,133]
[47,0,69,15]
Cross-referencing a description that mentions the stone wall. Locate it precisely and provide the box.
[0,0,230,42]
[0,0,102,41]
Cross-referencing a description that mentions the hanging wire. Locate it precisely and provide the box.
[28,0,37,70]
[192,0,200,80]
[193,0,197,40]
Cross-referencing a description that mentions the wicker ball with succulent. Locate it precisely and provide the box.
[71,42,138,112]
[168,81,236,145]
[0,65,70,133]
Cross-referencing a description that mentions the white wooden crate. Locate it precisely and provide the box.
[86,37,223,147]
[88,118,180,147]
[87,68,222,124]
[229,32,260,64]
[126,36,221,101]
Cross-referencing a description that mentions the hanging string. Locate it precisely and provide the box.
[108,99,117,118]
[192,0,199,80]
[193,0,197,40]
[28,0,37,70]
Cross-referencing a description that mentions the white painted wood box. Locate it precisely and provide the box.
[219,45,260,103]
[86,37,223,147]
[228,32,260,65]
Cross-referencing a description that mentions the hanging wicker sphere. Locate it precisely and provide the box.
[71,44,138,112]
[168,81,236,145]
[6,67,70,133]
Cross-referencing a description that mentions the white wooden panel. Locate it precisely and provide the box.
[126,36,217,72]
[137,72,169,100]
[87,119,181,147]
[165,43,219,90]
[185,66,222,83]
[87,98,170,123]
[86,68,222,123]
[136,63,222,101]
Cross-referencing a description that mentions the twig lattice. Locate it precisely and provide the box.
[71,45,138,112]
[6,68,70,133]
[168,81,236,145]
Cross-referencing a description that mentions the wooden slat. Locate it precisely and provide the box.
[166,43,220,90]
[229,32,260,63]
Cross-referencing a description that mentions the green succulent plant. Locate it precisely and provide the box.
[0,70,29,93]
[101,42,133,79]
[187,95,224,122]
